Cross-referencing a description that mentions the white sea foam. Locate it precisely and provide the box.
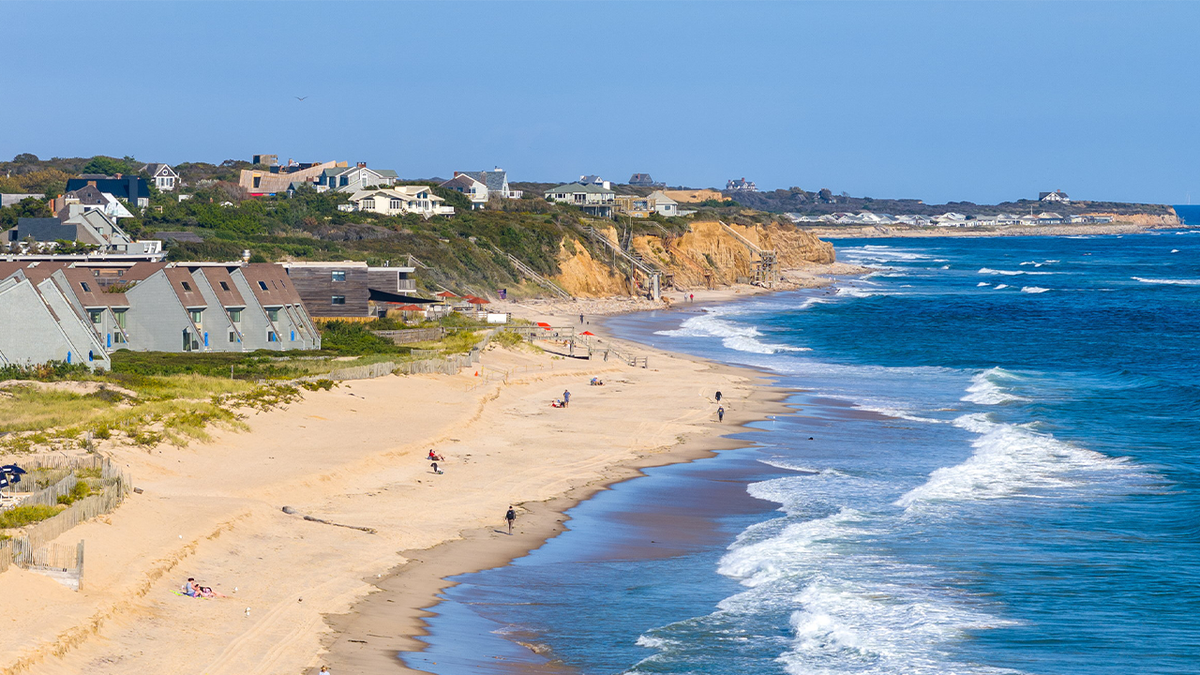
[1021,286,1050,293]
[839,245,935,266]
[1171,249,1180,253]
[1131,276,1200,286]
[961,368,1029,405]
[778,580,1021,675]
[977,282,990,287]
[895,413,1131,509]
[979,268,1053,276]
[654,312,811,354]
[718,509,866,588]
[994,284,1009,290]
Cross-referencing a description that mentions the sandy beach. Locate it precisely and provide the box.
[0,292,794,675]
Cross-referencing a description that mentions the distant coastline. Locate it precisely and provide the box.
[801,221,1187,239]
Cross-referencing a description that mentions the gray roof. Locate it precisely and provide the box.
[0,194,44,208]
[545,182,615,195]
[376,169,399,178]
[16,218,76,242]
[462,169,507,192]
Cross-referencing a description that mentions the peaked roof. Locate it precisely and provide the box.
[441,174,485,190]
[545,182,614,195]
[461,169,507,192]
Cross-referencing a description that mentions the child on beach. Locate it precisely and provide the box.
[718,406,725,423]
[431,462,443,474]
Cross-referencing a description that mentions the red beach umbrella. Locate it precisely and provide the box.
[536,322,552,330]
[579,331,595,336]
[435,291,459,299]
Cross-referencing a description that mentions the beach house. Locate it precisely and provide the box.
[1039,190,1070,203]
[64,175,151,208]
[283,261,421,318]
[239,160,346,196]
[647,190,679,217]
[544,182,616,218]
[141,163,180,192]
[342,187,454,218]
[439,174,489,209]
[315,163,399,193]
[726,178,758,192]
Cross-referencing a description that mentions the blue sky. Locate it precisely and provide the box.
[2,1,1198,205]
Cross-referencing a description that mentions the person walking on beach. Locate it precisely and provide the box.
[563,389,571,406]
[689,293,694,303]
[505,506,516,535]
[718,406,725,423]
[579,313,584,325]
[715,390,722,402]
[319,667,331,675]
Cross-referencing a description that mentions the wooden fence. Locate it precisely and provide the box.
[372,328,445,345]
[0,455,130,589]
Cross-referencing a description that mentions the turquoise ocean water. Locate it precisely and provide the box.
[410,230,1200,674]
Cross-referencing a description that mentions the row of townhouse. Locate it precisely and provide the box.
[0,262,320,369]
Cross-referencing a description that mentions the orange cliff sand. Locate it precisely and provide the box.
[0,327,788,675]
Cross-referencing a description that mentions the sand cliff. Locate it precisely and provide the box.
[553,221,836,296]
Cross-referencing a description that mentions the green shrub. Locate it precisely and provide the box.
[56,480,91,505]
[0,504,63,528]
[319,321,402,355]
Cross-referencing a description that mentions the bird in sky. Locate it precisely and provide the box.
[295,96,308,101]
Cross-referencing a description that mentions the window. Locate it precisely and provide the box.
[331,271,346,282]
[114,333,126,344]
[253,176,261,189]
[190,310,203,324]
[229,309,242,323]
[181,281,192,292]
[89,310,103,324]
[362,198,376,210]
[390,199,402,210]
[219,281,230,292]
[267,308,279,322]
[113,310,127,328]
[331,295,346,305]
[80,282,92,293]
[258,281,269,291]
[229,331,238,343]
[267,331,278,342]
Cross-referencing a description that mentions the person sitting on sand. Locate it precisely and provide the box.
[427,449,444,462]
[198,585,228,598]
[182,578,200,597]
[431,461,443,474]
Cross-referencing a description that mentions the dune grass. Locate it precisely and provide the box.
[0,504,64,529]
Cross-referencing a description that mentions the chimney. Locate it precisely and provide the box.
[602,180,611,190]
[242,250,251,263]
[115,173,123,179]
[357,162,366,169]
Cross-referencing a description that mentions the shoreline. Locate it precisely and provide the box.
[320,357,790,674]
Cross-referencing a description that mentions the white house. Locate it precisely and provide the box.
[343,187,454,218]
[544,182,616,217]
[1039,190,1070,203]
[646,190,679,217]
[439,173,489,209]
[142,163,180,192]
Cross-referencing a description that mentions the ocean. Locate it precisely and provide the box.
[408,232,1200,675]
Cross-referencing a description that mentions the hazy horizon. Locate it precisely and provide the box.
[3,1,1198,205]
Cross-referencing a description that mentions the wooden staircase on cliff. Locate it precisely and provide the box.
[489,246,573,300]
[717,221,779,287]
[586,227,664,300]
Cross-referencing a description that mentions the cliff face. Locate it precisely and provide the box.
[1087,211,1181,227]
[554,220,836,296]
